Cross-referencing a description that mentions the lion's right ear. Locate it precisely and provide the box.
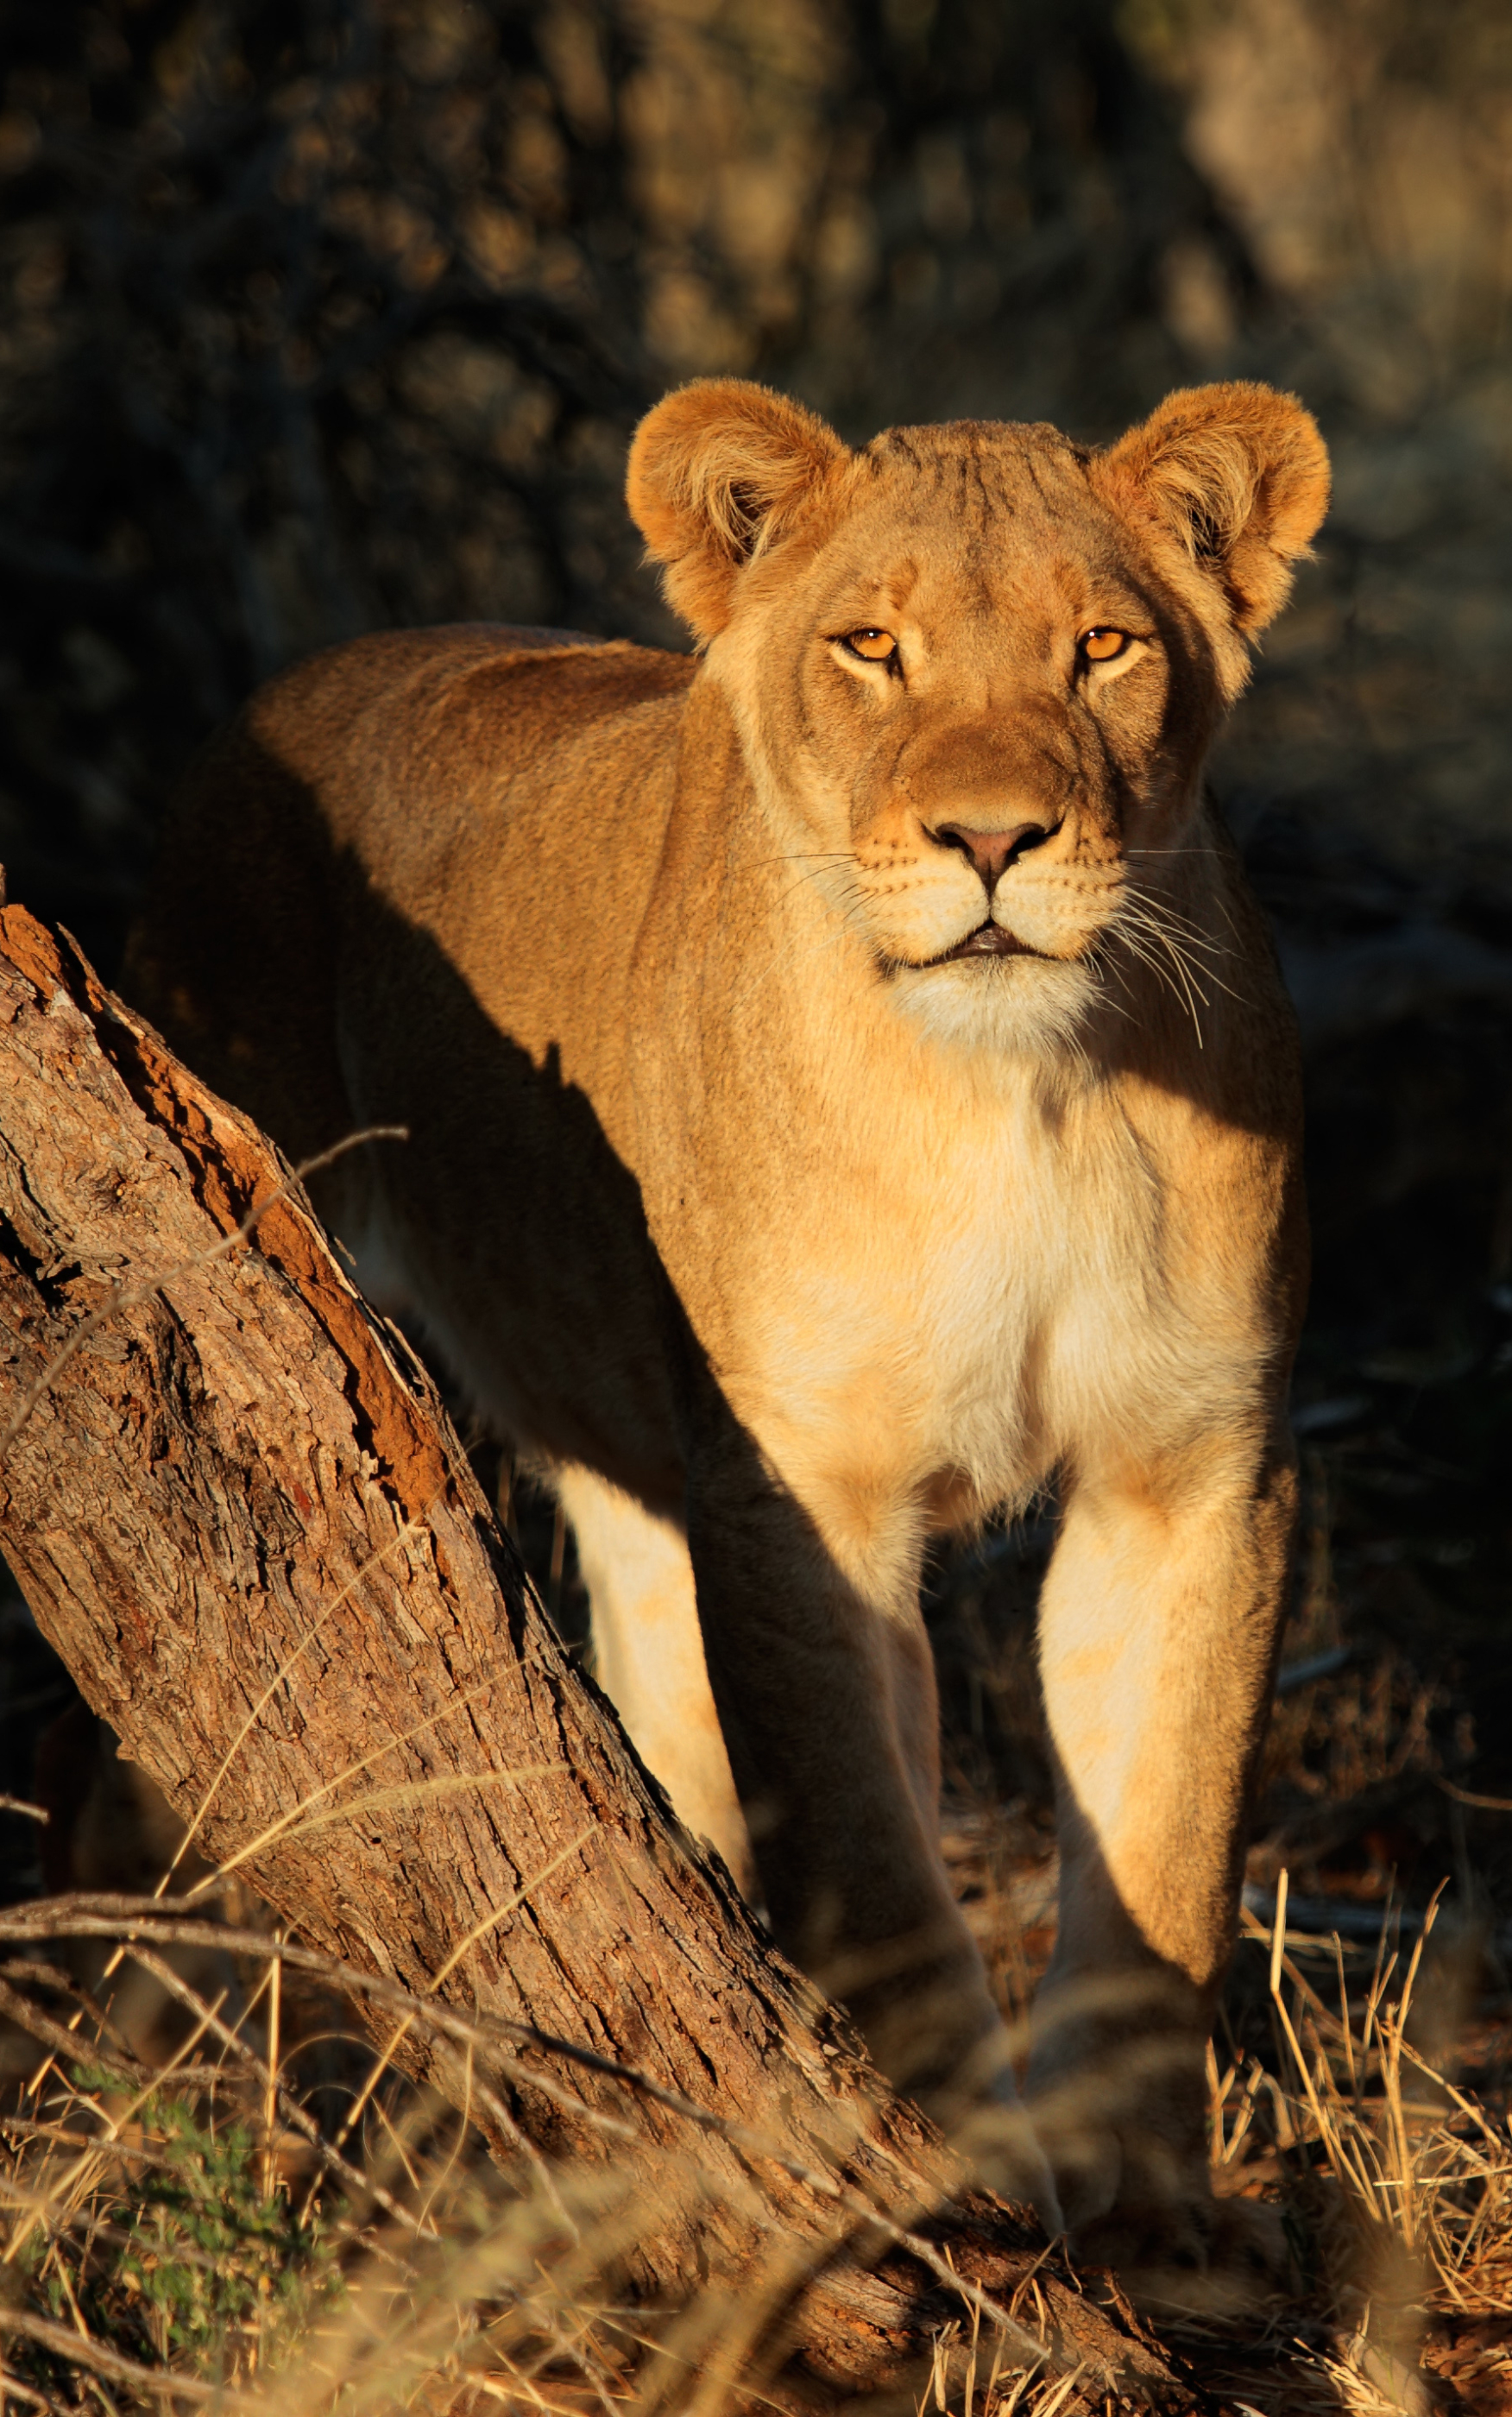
[627,380,850,641]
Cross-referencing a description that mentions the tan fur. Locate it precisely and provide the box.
[126,380,1328,2263]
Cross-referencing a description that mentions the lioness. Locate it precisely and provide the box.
[127,375,1327,2274]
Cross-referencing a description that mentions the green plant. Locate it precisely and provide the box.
[25,2075,338,2382]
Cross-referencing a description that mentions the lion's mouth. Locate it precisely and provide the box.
[928,922,1039,965]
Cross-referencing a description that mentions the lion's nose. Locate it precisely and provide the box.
[929,818,1053,893]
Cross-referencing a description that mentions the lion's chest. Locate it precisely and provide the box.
[736,1079,1200,1536]
[904,1108,1171,1508]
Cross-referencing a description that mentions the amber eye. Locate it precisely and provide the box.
[842,628,898,663]
[1080,627,1129,663]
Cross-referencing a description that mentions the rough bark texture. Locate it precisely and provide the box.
[0,903,1197,2410]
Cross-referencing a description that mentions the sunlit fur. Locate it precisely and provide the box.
[128,375,1330,2284]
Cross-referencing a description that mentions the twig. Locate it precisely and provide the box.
[0,1977,145,2086]
[0,2308,260,2409]
[0,2117,189,2171]
[1438,1776,1512,1814]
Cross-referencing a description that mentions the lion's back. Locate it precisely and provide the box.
[123,625,696,1163]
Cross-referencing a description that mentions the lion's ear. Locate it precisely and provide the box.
[627,379,850,641]
[1093,382,1330,647]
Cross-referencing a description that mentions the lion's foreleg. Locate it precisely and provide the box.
[679,1431,1062,2219]
[1027,1445,1297,2244]
[684,1449,986,2039]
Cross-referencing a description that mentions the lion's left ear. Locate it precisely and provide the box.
[627,378,851,641]
[1093,382,1330,651]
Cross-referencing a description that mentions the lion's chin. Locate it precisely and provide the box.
[886,945,1101,1062]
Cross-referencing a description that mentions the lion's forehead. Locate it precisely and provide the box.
[862,421,1092,523]
[865,416,1090,476]
[811,432,1145,619]
[811,503,1150,641]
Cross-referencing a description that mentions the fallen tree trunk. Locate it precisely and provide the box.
[0,901,1194,2410]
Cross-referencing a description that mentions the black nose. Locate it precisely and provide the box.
[930,819,1053,893]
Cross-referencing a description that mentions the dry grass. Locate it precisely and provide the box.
[937,1824,1512,2416]
[6,1417,1510,2416]
[1187,1876,1511,2414]
[2,1815,1509,2417]
[0,1897,1094,2417]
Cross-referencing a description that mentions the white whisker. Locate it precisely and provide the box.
[1118,871,1252,1011]
[1084,945,1136,1025]
[1109,918,1207,1044]
[1135,909,1247,1007]
[1119,892,1233,961]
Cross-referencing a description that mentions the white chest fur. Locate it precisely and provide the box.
[918,1091,1162,1499]
[726,1034,1248,1586]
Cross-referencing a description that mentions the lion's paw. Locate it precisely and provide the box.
[1072,2183,1292,2316]
[948,2086,1066,2237]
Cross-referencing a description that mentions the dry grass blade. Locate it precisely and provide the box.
[165,1508,437,1885]
[180,1693,564,1900]
[1205,1868,1512,2414]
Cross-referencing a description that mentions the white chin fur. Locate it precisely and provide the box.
[888,953,1100,1058]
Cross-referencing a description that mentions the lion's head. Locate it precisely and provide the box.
[627,378,1328,1053]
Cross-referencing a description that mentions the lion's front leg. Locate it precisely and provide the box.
[1027,1443,1296,2282]
[684,1428,1060,2222]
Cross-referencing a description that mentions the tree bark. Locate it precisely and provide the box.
[0,903,1196,2412]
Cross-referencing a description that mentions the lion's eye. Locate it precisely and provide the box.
[1080,628,1129,663]
[841,629,898,664]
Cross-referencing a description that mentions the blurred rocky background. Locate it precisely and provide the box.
[1,0,1509,2003]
